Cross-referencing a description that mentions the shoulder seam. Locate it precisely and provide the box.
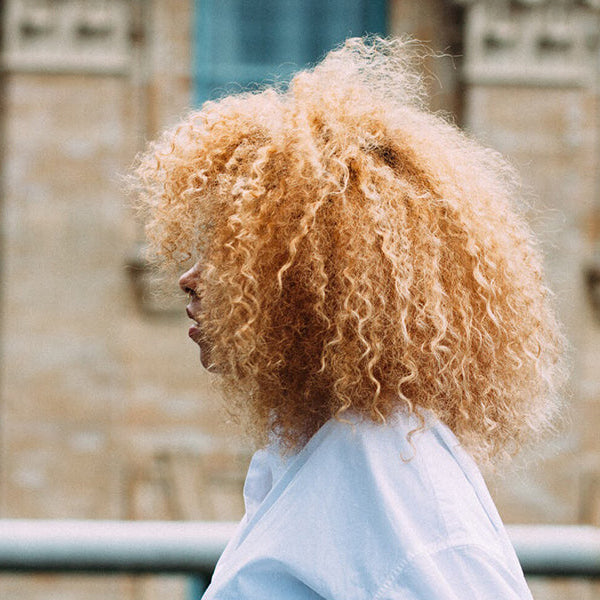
[372,541,516,600]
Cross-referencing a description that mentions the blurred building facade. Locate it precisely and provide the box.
[0,1,599,598]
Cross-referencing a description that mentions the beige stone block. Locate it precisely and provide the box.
[528,578,599,600]
[2,423,120,519]
[147,0,193,133]
[3,330,125,426]
[124,576,189,600]
[388,0,464,117]
[0,575,132,600]
[487,445,581,526]
[578,328,600,404]
[467,87,597,157]
[120,445,248,522]
[115,314,229,435]
[579,402,600,454]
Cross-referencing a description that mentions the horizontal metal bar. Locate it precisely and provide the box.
[0,520,237,574]
[509,525,600,578]
[0,520,599,577]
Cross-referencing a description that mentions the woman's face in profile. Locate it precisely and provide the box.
[179,261,214,371]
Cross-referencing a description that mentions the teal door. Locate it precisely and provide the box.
[193,0,387,105]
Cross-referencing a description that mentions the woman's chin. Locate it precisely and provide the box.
[199,349,219,373]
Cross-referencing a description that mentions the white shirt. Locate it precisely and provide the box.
[202,411,533,599]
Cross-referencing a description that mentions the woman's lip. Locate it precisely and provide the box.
[188,324,202,342]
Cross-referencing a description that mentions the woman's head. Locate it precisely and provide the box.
[134,37,566,461]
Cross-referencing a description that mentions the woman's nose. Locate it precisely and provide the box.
[179,262,202,293]
[179,269,193,293]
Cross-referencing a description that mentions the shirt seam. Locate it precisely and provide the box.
[234,419,336,550]
[372,540,514,600]
[419,430,452,542]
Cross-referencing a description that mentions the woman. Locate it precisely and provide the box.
[135,38,565,599]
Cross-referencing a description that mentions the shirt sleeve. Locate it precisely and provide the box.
[374,543,533,600]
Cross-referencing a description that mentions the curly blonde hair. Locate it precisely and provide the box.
[134,37,565,461]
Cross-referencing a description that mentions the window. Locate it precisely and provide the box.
[193,0,386,104]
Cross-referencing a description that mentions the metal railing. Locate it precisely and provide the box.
[0,520,234,575]
[0,520,598,578]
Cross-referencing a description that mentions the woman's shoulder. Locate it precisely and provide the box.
[302,409,506,543]
[229,409,522,600]
[310,408,457,463]
[275,409,462,514]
